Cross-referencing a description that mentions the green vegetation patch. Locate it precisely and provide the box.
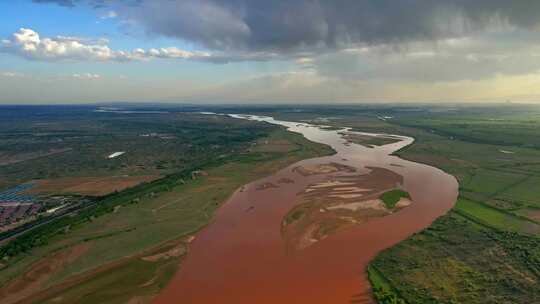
[496,176,540,209]
[455,198,534,233]
[367,105,540,304]
[380,189,410,209]
[368,265,406,304]
[360,137,401,147]
[461,169,526,198]
[371,212,540,304]
[344,134,401,148]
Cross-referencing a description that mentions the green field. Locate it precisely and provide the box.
[454,198,531,232]
[365,105,540,303]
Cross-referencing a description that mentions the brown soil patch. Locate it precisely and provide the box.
[256,182,279,191]
[328,193,365,199]
[527,210,540,221]
[127,295,154,304]
[523,222,540,235]
[141,245,186,262]
[0,242,92,304]
[327,200,387,212]
[395,198,413,208]
[308,181,355,189]
[277,178,295,184]
[293,162,356,176]
[127,296,154,304]
[296,223,321,250]
[27,175,160,197]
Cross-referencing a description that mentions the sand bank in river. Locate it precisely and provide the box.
[282,167,411,251]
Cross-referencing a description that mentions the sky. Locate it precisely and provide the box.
[2,1,540,104]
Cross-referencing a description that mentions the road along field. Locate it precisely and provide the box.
[154,115,458,304]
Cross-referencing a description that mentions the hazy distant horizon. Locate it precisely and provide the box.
[0,101,535,107]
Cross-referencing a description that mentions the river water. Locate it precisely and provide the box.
[154,114,458,304]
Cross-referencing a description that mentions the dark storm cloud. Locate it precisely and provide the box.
[120,0,540,52]
[34,0,540,53]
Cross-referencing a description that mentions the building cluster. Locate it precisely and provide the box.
[0,184,42,228]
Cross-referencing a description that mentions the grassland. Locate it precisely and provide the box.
[0,107,334,304]
[343,133,401,147]
[366,105,540,304]
[380,189,410,209]
[368,265,406,304]
[370,212,540,303]
[454,198,531,232]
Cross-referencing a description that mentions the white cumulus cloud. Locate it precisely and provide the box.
[0,28,213,62]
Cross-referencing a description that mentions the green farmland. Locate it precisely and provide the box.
[367,105,540,304]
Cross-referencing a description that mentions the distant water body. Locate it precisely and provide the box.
[94,107,169,114]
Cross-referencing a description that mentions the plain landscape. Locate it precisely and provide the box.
[3,2,540,303]
[0,104,537,303]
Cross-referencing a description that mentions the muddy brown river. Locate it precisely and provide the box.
[154,115,458,304]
